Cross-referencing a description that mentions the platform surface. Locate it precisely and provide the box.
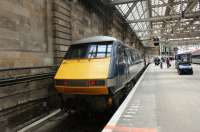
[103,63,200,132]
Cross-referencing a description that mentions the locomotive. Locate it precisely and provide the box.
[54,36,146,111]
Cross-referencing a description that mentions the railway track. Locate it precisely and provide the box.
[18,108,113,132]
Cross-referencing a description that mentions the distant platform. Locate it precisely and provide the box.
[103,63,200,132]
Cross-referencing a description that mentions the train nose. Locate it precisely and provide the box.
[55,79,109,95]
[54,58,110,80]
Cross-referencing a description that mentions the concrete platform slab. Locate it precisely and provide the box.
[103,63,200,132]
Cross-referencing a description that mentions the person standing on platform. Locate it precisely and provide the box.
[166,58,171,68]
[154,57,160,66]
[161,57,165,63]
[160,60,163,69]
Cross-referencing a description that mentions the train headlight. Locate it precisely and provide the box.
[89,80,96,85]
[89,80,105,86]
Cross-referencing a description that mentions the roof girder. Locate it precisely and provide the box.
[124,1,138,18]
[133,24,200,32]
[127,12,200,23]
[152,1,188,8]
[109,0,200,46]
[109,0,143,5]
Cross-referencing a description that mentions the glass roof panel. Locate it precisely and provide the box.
[111,0,200,46]
[118,4,129,14]
[193,3,200,12]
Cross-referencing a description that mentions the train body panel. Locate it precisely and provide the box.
[55,58,110,80]
[192,58,200,64]
[107,42,144,94]
[56,85,108,95]
[191,49,200,64]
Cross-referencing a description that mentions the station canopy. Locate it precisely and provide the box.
[109,0,200,47]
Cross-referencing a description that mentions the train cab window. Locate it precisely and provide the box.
[65,45,88,59]
[96,45,109,57]
[64,42,113,59]
[88,45,97,58]
[176,53,191,63]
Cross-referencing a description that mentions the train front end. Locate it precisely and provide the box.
[54,39,114,110]
[54,58,111,95]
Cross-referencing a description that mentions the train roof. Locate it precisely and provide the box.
[191,49,200,55]
[176,52,191,55]
[176,49,200,56]
[71,36,139,53]
[72,36,120,44]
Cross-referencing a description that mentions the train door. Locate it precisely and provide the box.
[116,45,129,88]
[123,47,130,79]
[116,45,124,88]
[125,49,133,79]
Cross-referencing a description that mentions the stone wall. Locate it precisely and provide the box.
[0,0,56,131]
[0,0,53,68]
[0,0,145,130]
[52,0,71,64]
[145,47,160,57]
[71,1,104,41]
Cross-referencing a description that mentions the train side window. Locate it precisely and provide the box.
[131,51,135,62]
[132,54,136,61]
[118,46,125,64]
[125,49,132,65]
[124,50,129,65]
[131,53,135,62]
[129,51,134,64]
[136,53,139,60]
[121,47,130,65]
[193,55,200,59]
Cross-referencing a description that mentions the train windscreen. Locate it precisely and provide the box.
[64,42,113,59]
[176,53,192,63]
